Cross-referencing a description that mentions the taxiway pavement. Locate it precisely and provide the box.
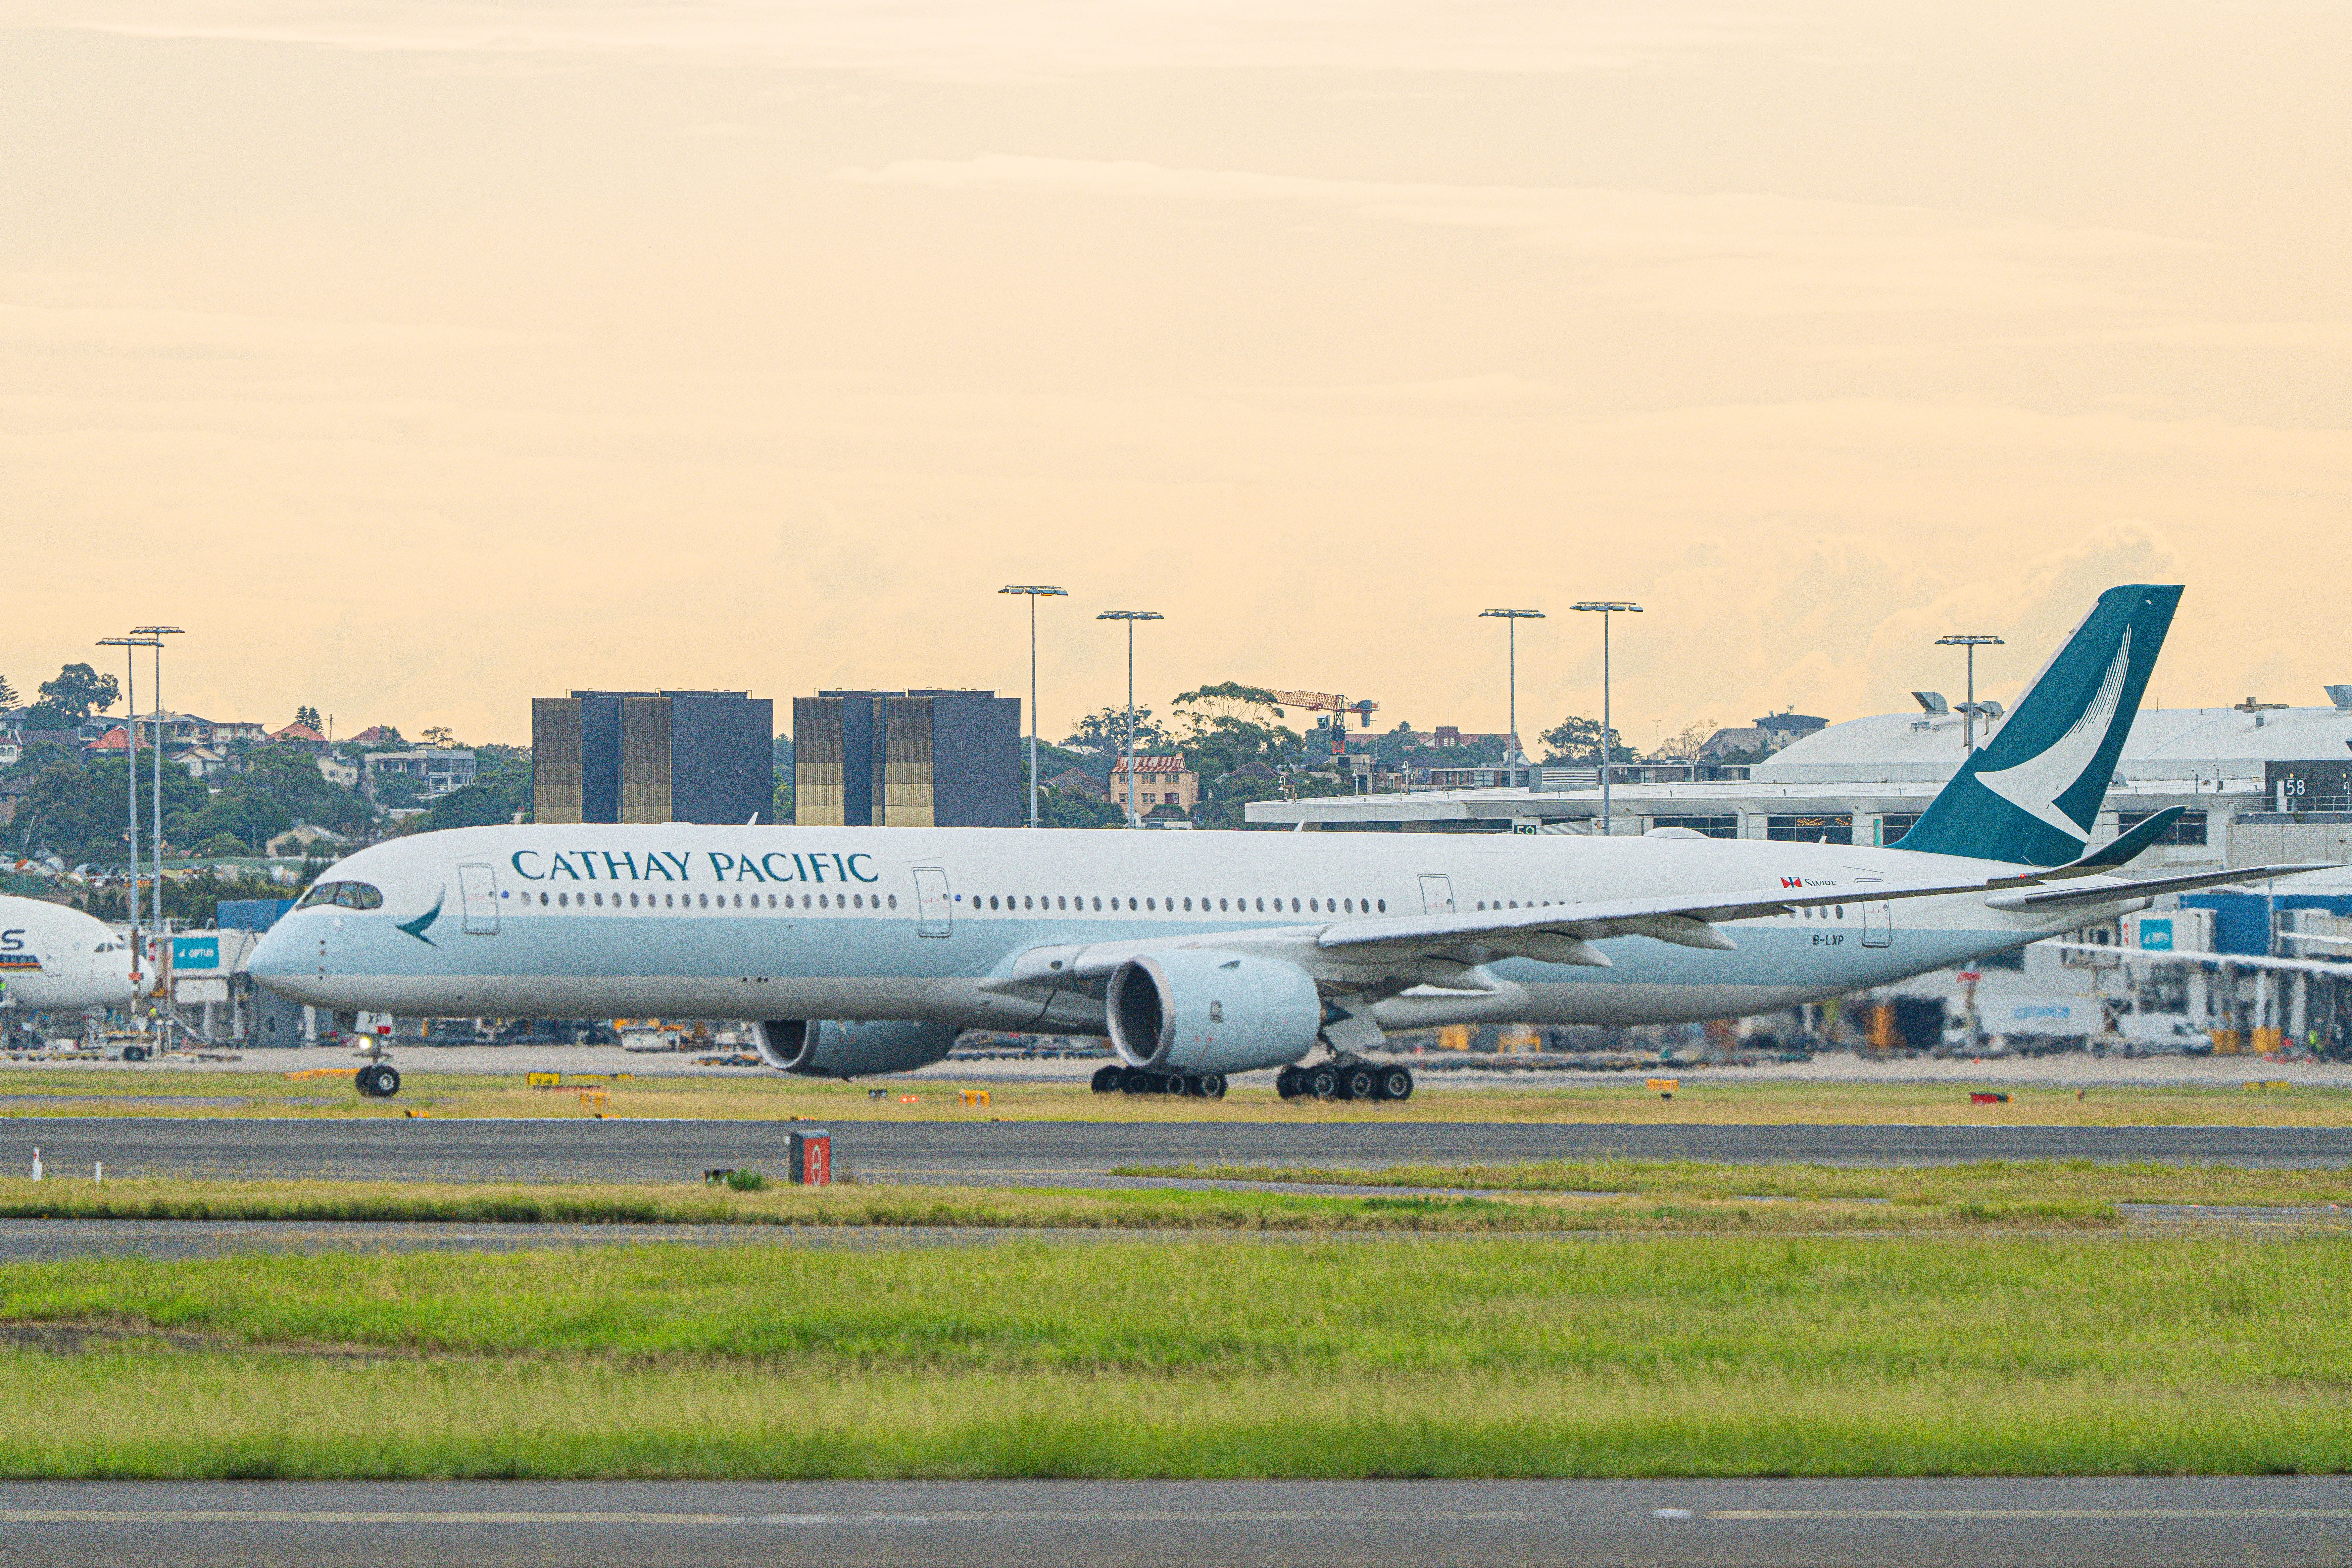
[3,1477,2350,1566]
[2,1117,2349,1186]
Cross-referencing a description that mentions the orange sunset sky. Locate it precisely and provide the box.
[3,1,2347,748]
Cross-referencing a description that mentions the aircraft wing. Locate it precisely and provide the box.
[1982,862,2335,912]
[1002,860,2336,991]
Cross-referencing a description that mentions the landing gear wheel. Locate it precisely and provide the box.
[1378,1066,1414,1102]
[1307,1065,1339,1101]
[1198,1073,1227,1100]
[1091,1065,1121,1095]
[1276,1066,1303,1101]
[1341,1065,1376,1102]
[355,1063,400,1098]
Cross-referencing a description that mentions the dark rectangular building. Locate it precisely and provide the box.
[793,690,1019,827]
[533,690,775,825]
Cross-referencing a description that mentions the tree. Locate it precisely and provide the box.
[420,724,455,747]
[424,746,532,830]
[294,705,323,731]
[24,663,120,728]
[1063,706,1169,759]
[1537,714,1635,766]
[1651,719,1718,763]
[0,673,18,708]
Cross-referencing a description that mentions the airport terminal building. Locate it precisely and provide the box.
[1251,690,2352,1055]
[1247,690,2352,877]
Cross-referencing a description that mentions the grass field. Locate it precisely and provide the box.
[2,1068,2348,1125]
[1,1235,2348,1477]
[1116,1158,2352,1209]
[0,1175,2115,1233]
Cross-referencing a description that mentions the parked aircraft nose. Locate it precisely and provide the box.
[247,921,303,993]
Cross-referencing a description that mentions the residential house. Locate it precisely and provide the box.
[0,729,18,770]
[264,722,331,754]
[211,720,267,744]
[1049,767,1106,800]
[0,776,33,827]
[1700,712,1828,762]
[316,754,360,788]
[82,726,147,756]
[347,726,399,747]
[1106,753,1199,817]
[364,748,477,799]
[173,744,231,779]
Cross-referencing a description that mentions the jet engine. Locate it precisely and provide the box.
[752,1019,961,1079]
[1106,949,1322,1075]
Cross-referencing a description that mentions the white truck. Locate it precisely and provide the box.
[2113,1014,2214,1057]
[1943,994,2102,1056]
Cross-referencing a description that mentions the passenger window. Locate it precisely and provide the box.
[558,893,569,907]
[888,895,897,909]
[1146,898,1156,911]
[1377,899,1385,912]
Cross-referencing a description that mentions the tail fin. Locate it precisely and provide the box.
[1897,585,2180,865]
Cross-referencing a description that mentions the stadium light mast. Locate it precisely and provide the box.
[131,626,183,1036]
[1935,633,2004,751]
[1570,602,1642,836]
[1478,609,1544,756]
[1096,610,1163,827]
[96,634,158,996]
[999,586,1067,828]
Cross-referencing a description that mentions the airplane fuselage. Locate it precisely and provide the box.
[247,824,2123,1031]
[0,895,139,1015]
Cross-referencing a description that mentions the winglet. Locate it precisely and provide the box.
[2058,805,2186,873]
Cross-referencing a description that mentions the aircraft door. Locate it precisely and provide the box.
[457,864,500,935]
[1418,874,1456,915]
[914,867,952,937]
[1863,902,1892,948]
[41,947,61,977]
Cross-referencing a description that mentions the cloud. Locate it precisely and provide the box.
[849,155,2199,316]
[10,0,1774,79]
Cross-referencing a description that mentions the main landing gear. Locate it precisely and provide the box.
[1092,1065,1227,1099]
[1276,1057,1413,1104]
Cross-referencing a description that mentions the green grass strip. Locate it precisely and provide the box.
[0,1235,2347,1476]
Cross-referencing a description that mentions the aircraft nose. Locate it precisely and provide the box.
[247,922,301,990]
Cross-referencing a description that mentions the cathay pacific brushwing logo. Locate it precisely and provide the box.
[397,892,445,947]
[1972,627,2132,843]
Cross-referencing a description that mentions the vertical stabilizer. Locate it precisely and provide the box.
[1896,585,2180,865]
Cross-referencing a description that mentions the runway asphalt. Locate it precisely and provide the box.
[2,1117,2349,1185]
[4,1477,2350,1566]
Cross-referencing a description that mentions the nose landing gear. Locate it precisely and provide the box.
[353,1037,401,1099]
[1275,1057,1414,1103]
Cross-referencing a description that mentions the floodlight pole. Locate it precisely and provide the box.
[132,629,183,946]
[1000,586,1067,828]
[1480,609,1544,768]
[97,636,156,997]
[1571,602,1642,836]
[1935,634,2004,752]
[1097,611,1163,827]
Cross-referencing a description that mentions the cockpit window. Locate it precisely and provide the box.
[299,881,383,911]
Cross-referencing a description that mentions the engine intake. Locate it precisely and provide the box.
[753,1019,960,1079]
[1106,949,1322,1075]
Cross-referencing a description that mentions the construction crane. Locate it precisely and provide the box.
[1272,690,1380,766]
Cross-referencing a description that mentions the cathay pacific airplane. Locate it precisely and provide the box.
[249,586,2323,1100]
[0,895,139,1018]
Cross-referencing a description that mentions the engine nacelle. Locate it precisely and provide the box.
[752,1019,960,1079]
[1106,949,1322,1075]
